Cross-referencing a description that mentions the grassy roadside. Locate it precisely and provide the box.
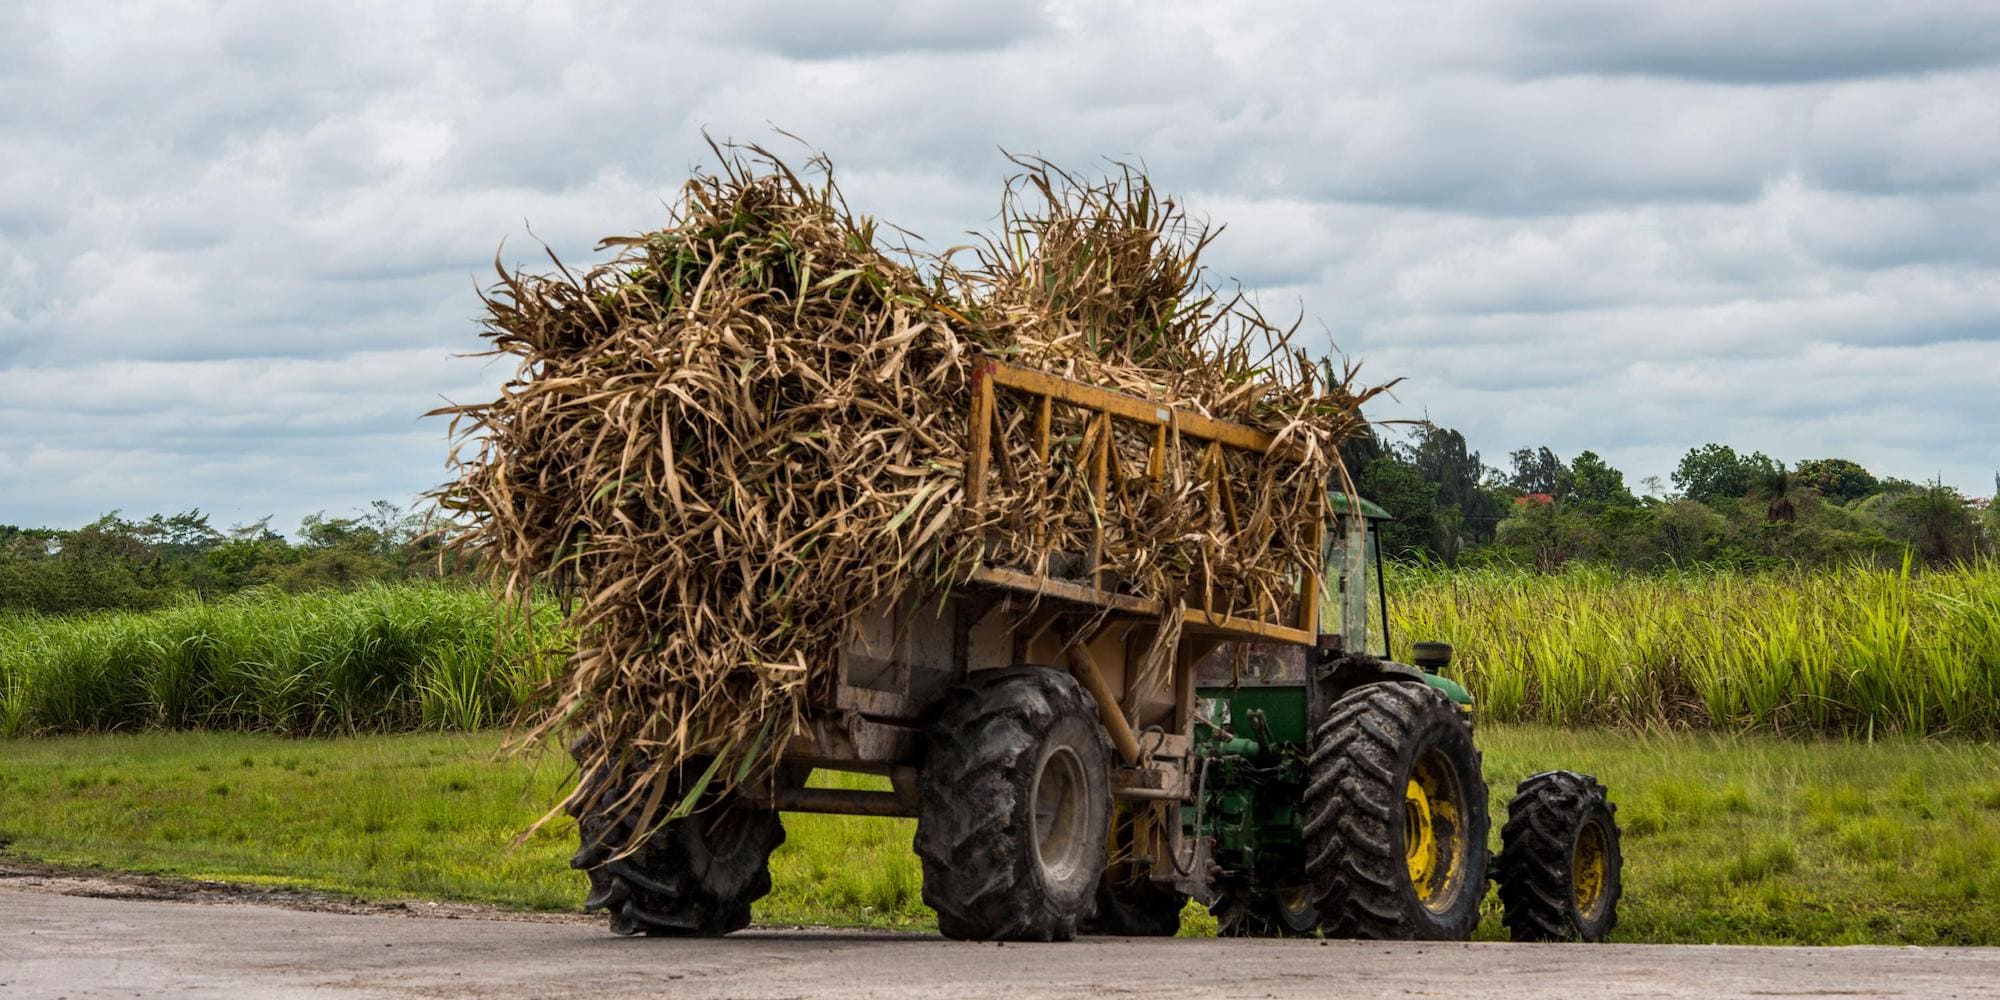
[2,726,1997,943]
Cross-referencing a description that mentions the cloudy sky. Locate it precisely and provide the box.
[4,1,1998,534]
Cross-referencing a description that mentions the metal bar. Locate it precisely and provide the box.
[1033,394,1052,462]
[1114,785,1185,802]
[964,566,1161,615]
[1183,609,1316,645]
[769,786,916,818]
[1375,525,1391,658]
[1299,492,1325,633]
[965,361,996,509]
[988,362,1281,454]
[1068,643,1142,767]
[1089,413,1110,585]
[1149,423,1167,486]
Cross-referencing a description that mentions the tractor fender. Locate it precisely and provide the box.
[1317,652,1473,708]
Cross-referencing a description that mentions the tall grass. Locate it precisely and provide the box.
[4,563,1996,739]
[0,585,562,738]
[1390,560,2000,736]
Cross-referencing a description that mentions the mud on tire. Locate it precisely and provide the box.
[915,667,1113,941]
[569,760,785,937]
[1496,770,1622,942]
[1302,681,1490,940]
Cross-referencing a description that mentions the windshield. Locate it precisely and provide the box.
[1320,516,1376,649]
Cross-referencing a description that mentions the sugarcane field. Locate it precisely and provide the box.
[5,5,2000,1000]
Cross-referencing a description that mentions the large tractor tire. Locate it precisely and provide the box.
[915,667,1113,941]
[569,761,785,937]
[1496,770,1622,942]
[1302,681,1490,940]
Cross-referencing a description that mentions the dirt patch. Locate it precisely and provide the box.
[0,856,593,924]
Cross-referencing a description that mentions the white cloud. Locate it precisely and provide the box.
[4,0,1999,533]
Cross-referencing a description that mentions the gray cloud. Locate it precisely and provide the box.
[4,0,1998,535]
[1500,1,2000,84]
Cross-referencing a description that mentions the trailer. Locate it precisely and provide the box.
[571,359,1624,942]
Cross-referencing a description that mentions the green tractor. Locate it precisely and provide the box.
[1144,493,1624,941]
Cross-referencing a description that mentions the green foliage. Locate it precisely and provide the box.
[0,503,457,614]
[1795,458,1880,503]
[0,585,562,738]
[1359,456,1437,559]
[1507,445,1570,498]
[1390,561,2000,736]
[1672,444,1781,508]
[1568,450,1636,510]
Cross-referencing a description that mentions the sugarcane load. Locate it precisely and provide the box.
[437,143,1624,942]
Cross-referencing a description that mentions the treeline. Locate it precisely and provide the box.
[0,503,465,615]
[5,436,1994,616]
[1348,428,1997,571]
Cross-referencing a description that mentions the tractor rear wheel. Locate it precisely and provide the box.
[568,760,785,937]
[1302,682,1489,940]
[915,667,1113,941]
[1497,770,1622,942]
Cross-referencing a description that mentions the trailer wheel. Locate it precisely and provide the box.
[1496,770,1622,942]
[1302,682,1489,940]
[915,667,1113,941]
[568,760,785,937]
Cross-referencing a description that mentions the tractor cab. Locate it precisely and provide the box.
[1323,491,1396,658]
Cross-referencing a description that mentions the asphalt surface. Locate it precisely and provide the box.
[4,883,1998,999]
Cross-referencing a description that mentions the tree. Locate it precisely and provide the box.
[1495,497,1587,572]
[1757,467,1798,524]
[1568,451,1637,510]
[1671,444,1780,508]
[1402,423,1507,551]
[1508,447,1571,499]
[1881,480,1983,566]
[1359,456,1438,560]
[1792,458,1878,504]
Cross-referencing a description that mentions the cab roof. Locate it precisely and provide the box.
[1327,491,1395,521]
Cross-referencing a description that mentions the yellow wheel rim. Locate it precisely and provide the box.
[1403,779,1438,898]
[1573,819,1609,922]
[1403,750,1466,912]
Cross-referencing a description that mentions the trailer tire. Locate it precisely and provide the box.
[568,761,785,937]
[1302,681,1489,940]
[1497,770,1622,942]
[916,667,1113,941]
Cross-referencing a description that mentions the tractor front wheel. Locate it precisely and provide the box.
[1302,682,1489,940]
[1496,770,1623,942]
[915,667,1113,941]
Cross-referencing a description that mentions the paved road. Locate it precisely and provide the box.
[4,884,1997,999]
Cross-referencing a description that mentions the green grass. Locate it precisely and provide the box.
[4,726,1996,943]
[0,584,563,738]
[1390,560,2000,736]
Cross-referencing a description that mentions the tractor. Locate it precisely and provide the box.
[570,360,1623,941]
